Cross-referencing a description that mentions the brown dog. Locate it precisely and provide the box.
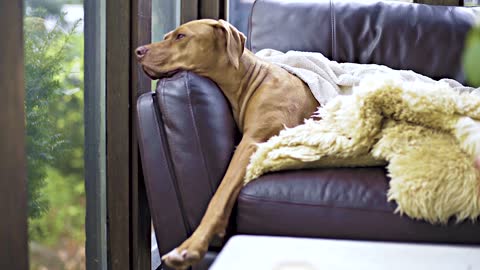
[136,19,318,269]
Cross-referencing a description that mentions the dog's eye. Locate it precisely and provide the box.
[176,34,186,40]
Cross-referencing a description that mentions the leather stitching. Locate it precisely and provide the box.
[157,74,193,234]
[138,93,188,240]
[184,72,216,197]
[137,95,164,238]
[159,79,169,127]
[238,193,394,213]
[247,0,261,51]
[330,0,336,59]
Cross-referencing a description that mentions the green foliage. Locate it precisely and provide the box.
[25,16,67,219]
[49,32,85,179]
[25,10,85,246]
[463,24,480,87]
[29,166,85,245]
[24,4,86,269]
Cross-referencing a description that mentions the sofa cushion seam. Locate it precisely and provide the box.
[238,193,393,214]
[247,0,260,51]
[137,95,164,238]
[157,77,193,234]
[185,72,216,196]
[330,0,336,59]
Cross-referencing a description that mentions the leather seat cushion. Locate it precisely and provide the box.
[235,167,480,244]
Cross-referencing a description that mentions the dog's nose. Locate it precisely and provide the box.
[135,46,149,59]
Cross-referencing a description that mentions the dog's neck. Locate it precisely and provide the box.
[201,49,268,131]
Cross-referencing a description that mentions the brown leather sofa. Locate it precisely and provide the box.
[137,1,480,269]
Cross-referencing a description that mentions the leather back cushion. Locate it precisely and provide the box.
[155,71,239,232]
[248,0,480,84]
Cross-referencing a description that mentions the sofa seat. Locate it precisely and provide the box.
[236,167,480,244]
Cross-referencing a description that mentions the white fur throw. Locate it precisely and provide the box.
[245,57,480,223]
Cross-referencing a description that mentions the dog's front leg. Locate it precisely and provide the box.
[162,136,259,269]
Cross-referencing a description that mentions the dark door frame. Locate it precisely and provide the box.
[104,0,152,269]
[86,0,152,269]
[182,0,226,23]
[0,1,29,270]
[102,1,227,269]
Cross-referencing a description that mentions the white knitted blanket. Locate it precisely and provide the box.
[256,49,478,105]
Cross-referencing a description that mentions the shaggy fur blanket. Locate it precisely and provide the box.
[245,75,480,224]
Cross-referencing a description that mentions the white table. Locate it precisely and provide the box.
[209,235,480,270]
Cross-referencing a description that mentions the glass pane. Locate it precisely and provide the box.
[24,1,86,269]
[151,0,181,92]
[152,0,181,42]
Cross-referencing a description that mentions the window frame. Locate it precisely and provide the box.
[0,1,29,269]
[99,1,228,269]
[85,0,108,269]
[85,0,152,269]
[85,0,153,269]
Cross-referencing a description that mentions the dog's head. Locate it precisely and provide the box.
[136,19,246,80]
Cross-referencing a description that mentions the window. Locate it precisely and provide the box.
[151,0,181,90]
[24,1,86,269]
[152,0,181,42]
[3,0,149,269]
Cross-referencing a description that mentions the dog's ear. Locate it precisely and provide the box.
[216,19,246,69]
[163,30,173,40]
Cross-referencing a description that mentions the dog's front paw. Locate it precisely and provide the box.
[161,236,208,270]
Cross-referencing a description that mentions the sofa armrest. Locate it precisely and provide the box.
[136,71,239,255]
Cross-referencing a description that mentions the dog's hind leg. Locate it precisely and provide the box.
[162,136,259,270]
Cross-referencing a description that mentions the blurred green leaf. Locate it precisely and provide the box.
[463,25,480,87]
